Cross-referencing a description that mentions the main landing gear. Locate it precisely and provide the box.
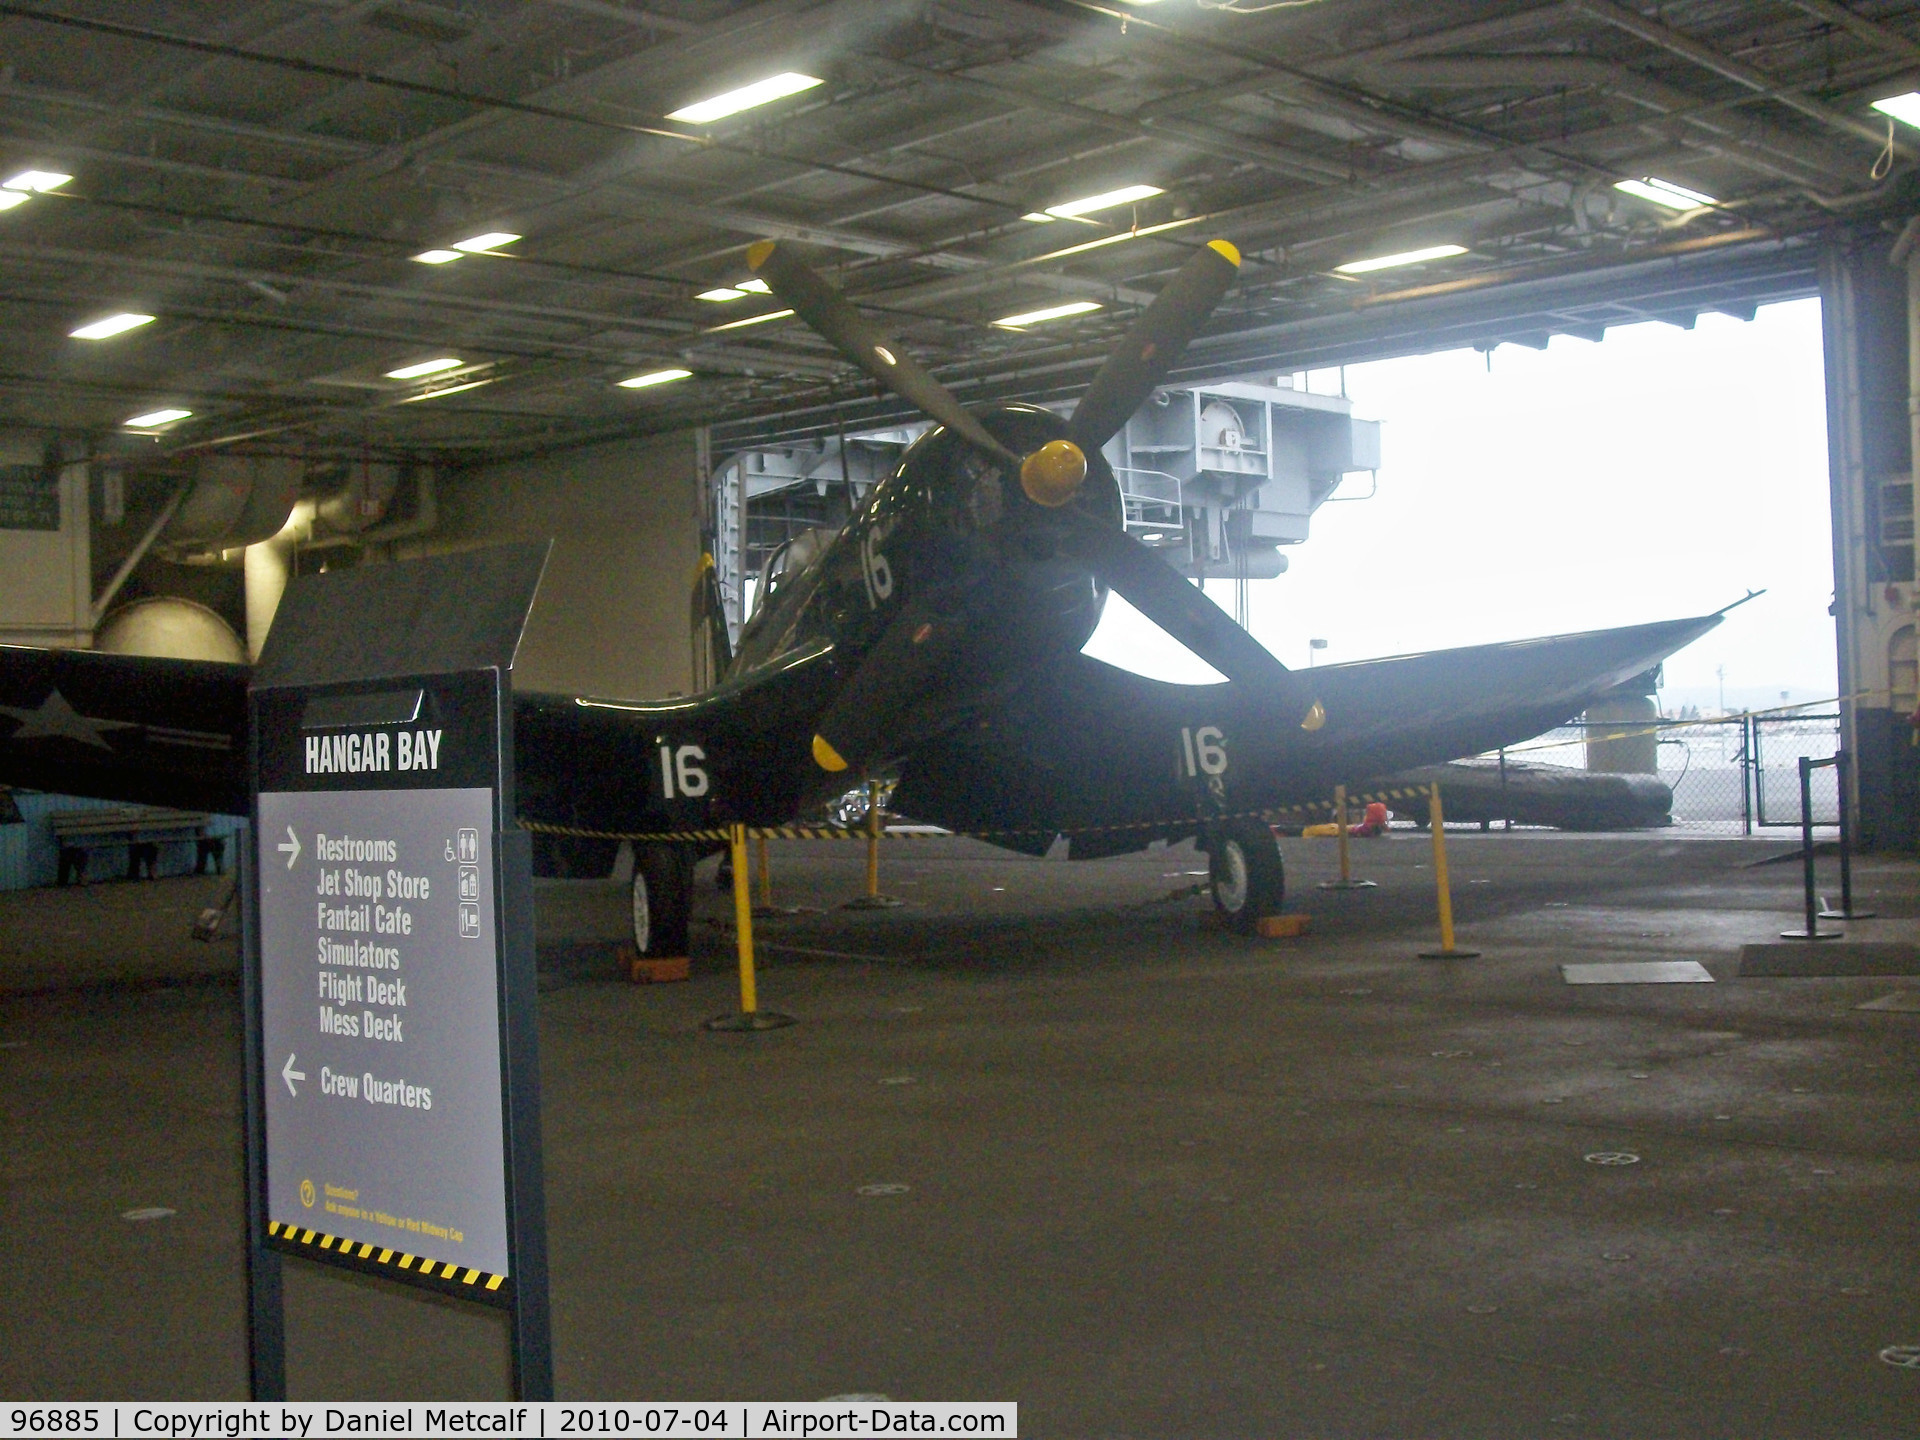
[1206,820,1286,934]
[631,843,693,958]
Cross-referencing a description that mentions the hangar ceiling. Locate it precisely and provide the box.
[2,0,1917,461]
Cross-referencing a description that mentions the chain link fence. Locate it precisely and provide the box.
[1482,710,1842,835]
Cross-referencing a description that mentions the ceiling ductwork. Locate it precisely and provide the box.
[158,454,304,559]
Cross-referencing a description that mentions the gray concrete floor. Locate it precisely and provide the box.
[1,830,1916,1436]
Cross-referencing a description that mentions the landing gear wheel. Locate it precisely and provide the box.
[1209,822,1285,934]
[632,843,692,958]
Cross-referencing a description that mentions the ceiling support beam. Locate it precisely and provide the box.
[1783,0,1920,67]
[1566,0,1910,155]
[863,55,1352,183]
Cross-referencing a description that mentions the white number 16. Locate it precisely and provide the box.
[659,744,709,798]
[1180,726,1227,777]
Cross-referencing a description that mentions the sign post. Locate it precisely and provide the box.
[242,544,551,1399]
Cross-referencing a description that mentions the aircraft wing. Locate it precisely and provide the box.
[0,645,250,814]
[890,612,1724,852]
[0,637,845,833]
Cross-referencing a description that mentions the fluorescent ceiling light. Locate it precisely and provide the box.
[3,170,71,192]
[1334,243,1469,275]
[124,408,191,428]
[696,277,772,303]
[994,299,1103,329]
[618,367,693,389]
[452,231,519,253]
[707,308,795,332]
[1027,184,1164,222]
[666,73,824,125]
[1613,177,1717,210]
[413,249,462,264]
[0,192,30,212]
[385,357,465,380]
[397,378,493,403]
[69,312,154,340]
[1871,91,1920,129]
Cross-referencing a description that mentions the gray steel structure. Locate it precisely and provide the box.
[0,0,1910,461]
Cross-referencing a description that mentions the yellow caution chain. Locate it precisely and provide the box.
[266,1219,506,1294]
[519,786,1438,849]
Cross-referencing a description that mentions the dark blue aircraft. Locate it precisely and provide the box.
[0,237,1719,956]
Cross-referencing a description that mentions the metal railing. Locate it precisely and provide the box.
[1484,709,1843,835]
[1111,465,1186,536]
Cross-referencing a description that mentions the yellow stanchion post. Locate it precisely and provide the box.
[1318,783,1377,891]
[1418,783,1479,959]
[842,778,903,910]
[1336,785,1350,883]
[704,823,795,1031]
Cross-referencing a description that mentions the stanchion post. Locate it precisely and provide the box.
[842,778,903,910]
[1319,783,1377,891]
[1335,785,1351,883]
[1781,755,1843,940]
[1837,750,1854,915]
[705,823,796,1030]
[1819,750,1874,920]
[756,833,772,911]
[1418,783,1479,959]
[734,824,757,1014]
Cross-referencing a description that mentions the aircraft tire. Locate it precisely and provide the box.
[1209,822,1285,933]
[632,843,692,958]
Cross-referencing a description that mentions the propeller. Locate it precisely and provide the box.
[744,237,1293,770]
[748,240,1021,469]
[1067,239,1243,451]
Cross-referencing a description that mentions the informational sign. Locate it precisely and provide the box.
[0,461,57,530]
[252,668,520,1292]
[243,542,551,1400]
[257,784,506,1278]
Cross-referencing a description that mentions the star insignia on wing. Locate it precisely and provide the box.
[0,688,140,750]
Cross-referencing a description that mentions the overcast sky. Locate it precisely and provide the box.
[1082,296,1837,714]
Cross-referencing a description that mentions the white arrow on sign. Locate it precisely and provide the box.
[282,1053,305,1096]
[277,825,301,869]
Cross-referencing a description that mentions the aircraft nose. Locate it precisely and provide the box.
[1019,439,1088,507]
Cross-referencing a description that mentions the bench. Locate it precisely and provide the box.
[48,807,224,885]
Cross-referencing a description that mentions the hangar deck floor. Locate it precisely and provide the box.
[2,831,1917,1437]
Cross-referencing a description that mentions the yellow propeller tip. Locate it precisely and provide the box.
[746,240,776,271]
[811,734,849,772]
[1019,439,1088,508]
[1207,239,1242,267]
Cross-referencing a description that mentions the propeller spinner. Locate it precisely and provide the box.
[743,236,1290,773]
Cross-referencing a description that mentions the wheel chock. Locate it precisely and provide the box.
[626,951,690,984]
[1257,914,1311,938]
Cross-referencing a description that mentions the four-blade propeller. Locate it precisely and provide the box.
[744,236,1292,772]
